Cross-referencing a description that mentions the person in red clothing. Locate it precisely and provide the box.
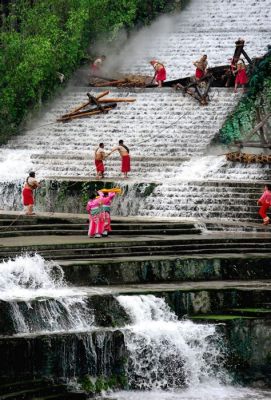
[257,184,271,225]
[94,143,109,179]
[234,60,248,93]
[193,55,208,80]
[150,60,166,87]
[22,171,41,215]
[109,140,131,178]
[90,55,106,76]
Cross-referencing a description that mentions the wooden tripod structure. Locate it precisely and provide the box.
[234,111,271,150]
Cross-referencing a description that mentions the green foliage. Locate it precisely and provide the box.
[219,53,271,145]
[79,372,128,394]
[0,0,174,144]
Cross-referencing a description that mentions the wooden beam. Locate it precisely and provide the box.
[64,91,110,116]
[242,112,271,142]
[57,106,115,122]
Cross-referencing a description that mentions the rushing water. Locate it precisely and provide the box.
[111,295,271,400]
[0,254,94,334]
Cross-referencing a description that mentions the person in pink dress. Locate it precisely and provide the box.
[86,192,104,238]
[99,191,116,236]
[234,60,248,93]
[150,60,166,87]
[257,184,271,225]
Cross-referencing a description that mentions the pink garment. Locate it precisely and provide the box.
[86,197,104,236]
[88,214,105,236]
[99,192,116,232]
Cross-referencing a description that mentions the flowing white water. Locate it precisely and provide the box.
[117,295,227,390]
[111,295,271,400]
[0,254,94,334]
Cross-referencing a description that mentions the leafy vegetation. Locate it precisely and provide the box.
[0,0,175,143]
[219,53,271,145]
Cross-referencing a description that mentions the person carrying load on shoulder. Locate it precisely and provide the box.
[22,171,41,215]
[98,188,121,236]
[86,191,104,238]
[109,140,131,179]
[150,60,167,87]
[257,184,271,225]
[193,54,208,80]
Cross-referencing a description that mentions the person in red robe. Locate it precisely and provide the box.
[257,184,271,225]
[22,171,41,215]
[193,55,208,80]
[94,143,108,179]
[150,60,167,87]
[234,60,248,93]
[109,140,131,178]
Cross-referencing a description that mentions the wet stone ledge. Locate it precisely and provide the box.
[0,330,126,381]
[62,256,271,286]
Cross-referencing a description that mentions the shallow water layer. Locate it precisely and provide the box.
[105,385,271,400]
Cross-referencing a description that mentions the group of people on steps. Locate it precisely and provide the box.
[91,52,248,92]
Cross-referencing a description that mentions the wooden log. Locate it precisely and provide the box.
[61,91,110,118]
[96,90,110,100]
[57,106,114,122]
[95,79,127,87]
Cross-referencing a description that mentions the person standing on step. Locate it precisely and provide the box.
[234,60,248,93]
[86,192,105,238]
[257,184,271,225]
[99,190,116,236]
[150,60,167,87]
[193,54,208,80]
[109,140,131,178]
[22,171,41,215]
[90,55,106,76]
[94,143,108,179]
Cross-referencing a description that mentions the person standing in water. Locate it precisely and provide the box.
[94,143,108,179]
[150,60,167,87]
[109,140,131,178]
[257,184,271,225]
[193,55,208,80]
[234,60,248,93]
[22,171,41,215]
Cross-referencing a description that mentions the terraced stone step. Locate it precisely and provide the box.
[0,384,69,400]
[0,228,202,238]
[1,234,271,261]
[0,330,125,381]
[59,254,271,285]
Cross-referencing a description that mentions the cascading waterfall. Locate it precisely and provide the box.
[112,295,271,400]
[117,295,227,390]
[0,254,94,334]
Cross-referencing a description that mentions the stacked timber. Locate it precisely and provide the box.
[226,152,271,164]
[57,91,136,122]
[89,74,153,88]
